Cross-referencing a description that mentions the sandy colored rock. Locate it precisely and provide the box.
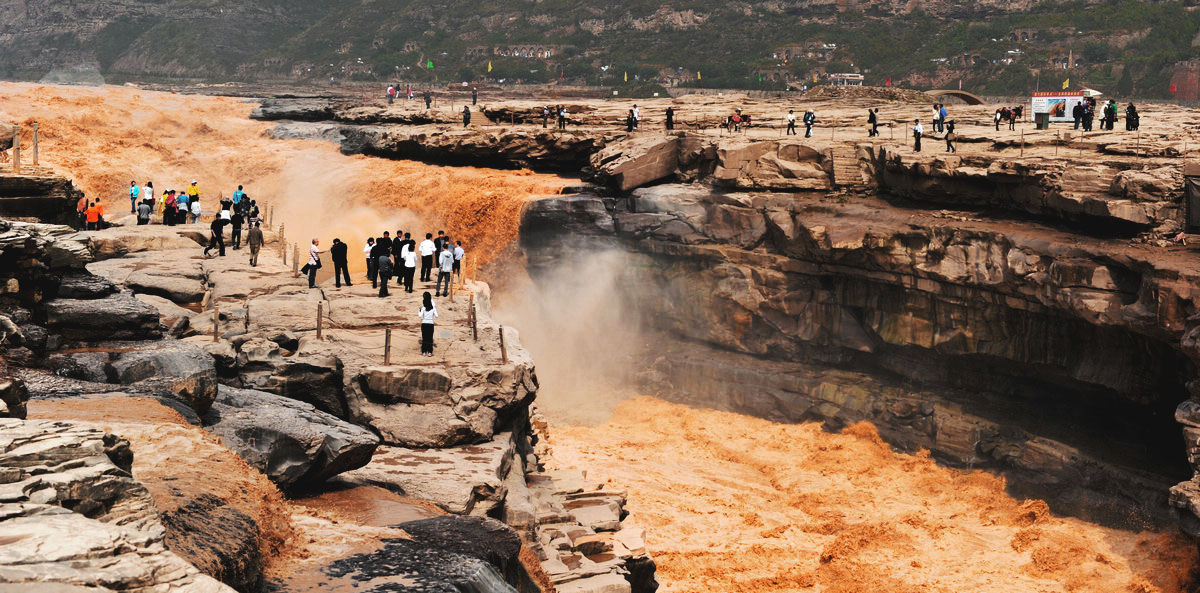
[340,434,515,515]
[0,418,236,593]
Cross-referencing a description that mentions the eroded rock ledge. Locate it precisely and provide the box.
[0,418,234,593]
[2,219,657,593]
[520,186,1200,534]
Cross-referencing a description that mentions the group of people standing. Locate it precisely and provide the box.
[133,180,204,226]
[202,185,263,259]
[1072,99,1139,132]
[302,229,466,357]
[543,105,571,129]
[340,229,465,298]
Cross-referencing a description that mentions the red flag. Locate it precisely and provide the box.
[560,70,565,80]
[1170,82,1178,94]
[884,77,892,87]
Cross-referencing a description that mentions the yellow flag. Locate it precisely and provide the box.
[697,71,701,80]
[812,72,818,82]
[1062,78,1069,90]
[487,61,492,73]
[624,71,628,82]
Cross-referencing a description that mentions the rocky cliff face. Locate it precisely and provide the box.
[0,418,236,592]
[520,182,1200,532]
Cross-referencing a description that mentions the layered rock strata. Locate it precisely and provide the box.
[0,418,234,593]
[521,185,1200,534]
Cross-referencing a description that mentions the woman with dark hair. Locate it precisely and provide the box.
[418,291,439,356]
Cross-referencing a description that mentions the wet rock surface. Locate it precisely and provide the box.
[312,517,529,593]
[202,385,378,490]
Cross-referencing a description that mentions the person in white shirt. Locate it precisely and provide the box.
[452,241,465,276]
[418,233,437,282]
[912,119,924,153]
[786,110,797,135]
[632,104,641,129]
[364,237,376,284]
[435,244,455,297]
[402,243,418,293]
[305,239,322,288]
[418,292,438,356]
[190,199,201,224]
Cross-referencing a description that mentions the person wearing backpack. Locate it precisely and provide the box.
[803,110,815,138]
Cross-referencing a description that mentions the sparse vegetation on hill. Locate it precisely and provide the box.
[1,0,1198,97]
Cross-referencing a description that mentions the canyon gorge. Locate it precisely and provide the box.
[2,82,1200,592]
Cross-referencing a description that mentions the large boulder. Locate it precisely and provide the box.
[233,338,347,417]
[349,360,537,448]
[589,135,680,191]
[54,271,117,299]
[0,221,92,269]
[340,433,514,516]
[201,386,378,490]
[126,270,206,304]
[43,292,161,341]
[106,340,219,415]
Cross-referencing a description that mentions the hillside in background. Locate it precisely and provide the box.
[3,0,1200,98]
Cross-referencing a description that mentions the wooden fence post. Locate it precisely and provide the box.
[469,292,477,341]
[212,307,219,343]
[316,302,323,340]
[292,245,300,277]
[243,301,250,331]
[31,122,38,166]
[1020,130,1024,157]
[12,125,20,174]
[384,328,392,365]
[499,326,508,364]
[1136,131,1141,157]
[1055,131,1059,156]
